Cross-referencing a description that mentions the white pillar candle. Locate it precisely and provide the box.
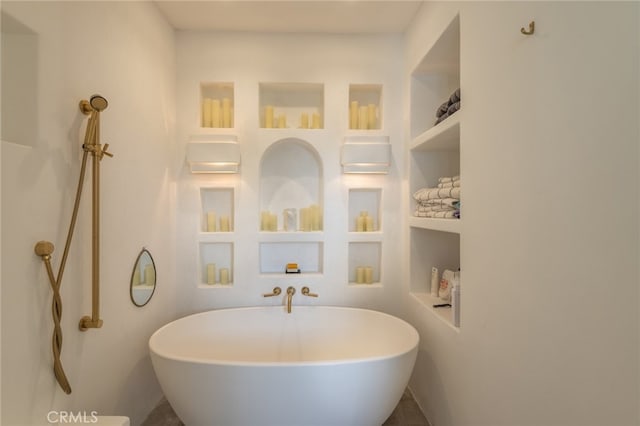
[356,267,365,284]
[356,216,365,232]
[222,98,231,128]
[365,266,374,284]
[278,114,286,129]
[300,113,309,129]
[264,105,274,128]
[220,268,229,285]
[301,208,312,232]
[358,106,368,129]
[350,100,359,129]
[311,113,321,129]
[365,216,374,232]
[211,99,221,128]
[144,264,155,286]
[310,204,320,231]
[269,213,278,231]
[219,216,230,232]
[202,98,212,127]
[367,104,377,129]
[207,263,216,285]
[207,211,216,232]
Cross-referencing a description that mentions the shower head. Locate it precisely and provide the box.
[89,94,108,112]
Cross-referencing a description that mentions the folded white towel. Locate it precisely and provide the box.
[414,210,458,219]
[437,180,461,189]
[413,187,461,202]
[416,205,456,213]
[438,176,460,183]
[416,197,459,208]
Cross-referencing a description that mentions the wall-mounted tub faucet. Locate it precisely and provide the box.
[263,287,281,297]
[301,286,318,297]
[286,286,296,313]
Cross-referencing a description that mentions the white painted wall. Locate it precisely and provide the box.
[1,2,176,425]
[174,32,405,317]
[404,2,639,426]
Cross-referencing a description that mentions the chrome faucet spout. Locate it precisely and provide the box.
[286,286,296,313]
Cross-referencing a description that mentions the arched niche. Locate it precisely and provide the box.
[259,138,323,231]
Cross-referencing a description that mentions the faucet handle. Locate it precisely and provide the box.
[263,287,282,297]
[301,286,318,297]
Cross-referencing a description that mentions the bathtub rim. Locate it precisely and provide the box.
[149,305,419,367]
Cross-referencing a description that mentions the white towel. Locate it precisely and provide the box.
[438,176,460,183]
[416,205,456,213]
[414,210,458,219]
[437,180,461,189]
[413,187,461,202]
[416,197,459,208]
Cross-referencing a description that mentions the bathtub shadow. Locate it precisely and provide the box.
[142,389,429,426]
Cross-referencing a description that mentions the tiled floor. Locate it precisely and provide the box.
[142,389,430,426]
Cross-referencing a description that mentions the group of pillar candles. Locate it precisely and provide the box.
[205,263,230,285]
[349,101,378,130]
[354,266,375,284]
[205,211,231,232]
[201,98,233,128]
[131,263,155,286]
[263,105,321,129]
[261,205,322,232]
[355,210,376,232]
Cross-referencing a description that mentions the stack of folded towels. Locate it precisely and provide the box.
[413,176,461,219]
[435,88,461,125]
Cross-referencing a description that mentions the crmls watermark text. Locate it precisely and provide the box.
[47,411,99,424]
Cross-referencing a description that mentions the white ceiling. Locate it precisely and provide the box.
[153,1,423,33]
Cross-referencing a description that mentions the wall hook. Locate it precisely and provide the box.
[521,20,535,35]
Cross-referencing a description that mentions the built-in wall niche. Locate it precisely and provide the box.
[349,188,381,232]
[199,242,233,286]
[348,242,381,285]
[348,84,382,130]
[409,227,460,327]
[200,188,234,232]
[259,138,323,232]
[410,15,460,138]
[259,242,323,274]
[200,82,234,128]
[259,83,324,129]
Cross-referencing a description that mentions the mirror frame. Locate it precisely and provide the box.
[130,247,156,307]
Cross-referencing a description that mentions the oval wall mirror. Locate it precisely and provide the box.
[130,248,156,307]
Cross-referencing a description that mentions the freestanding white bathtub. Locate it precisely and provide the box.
[149,306,419,426]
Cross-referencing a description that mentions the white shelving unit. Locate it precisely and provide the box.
[191,81,391,287]
[408,14,461,329]
[259,82,324,129]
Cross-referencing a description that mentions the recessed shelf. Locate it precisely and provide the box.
[348,84,382,130]
[200,187,234,232]
[199,242,233,285]
[259,82,324,129]
[410,15,460,139]
[259,242,323,274]
[348,242,381,285]
[410,292,459,332]
[409,216,460,234]
[349,188,381,232]
[200,82,234,129]
[411,113,460,152]
[260,138,323,231]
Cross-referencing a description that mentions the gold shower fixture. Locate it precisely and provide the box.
[34,94,113,394]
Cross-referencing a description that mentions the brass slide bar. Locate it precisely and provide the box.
[34,95,112,394]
